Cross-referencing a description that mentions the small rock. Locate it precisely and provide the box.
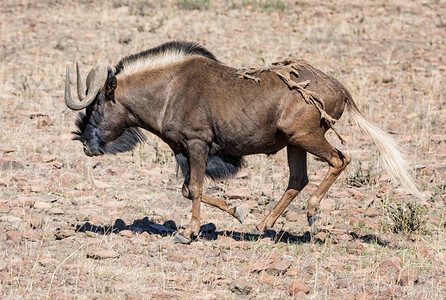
[386,121,399,133]
[266,258,291,275]
[380,256,402,274]
[337,233,352,241]
[259,271,276,285]
[147,235,160,242]
[104,201,126,209]
[22,231,39,241]
[71,196,97,205]
[0,215,23,223]
[119,230,133,237]
[75,212,89,222]
[126,293,143,300]
[314,231,327,242]
[167,252,185,262]
[30,185,44,193]
[1,160,24,170]
[52,161,64,169]
[289,279,310,295]
[113,283,131,292]
[33,201,51,209]
[365,209,380,217]
[285,268,299,277]
[320,198,335,210]
[35,114,53,127]
[6,231,22,243]
[246,259,274,273]
[17,196,35,207]
[350,189,365,201]
[49,208,64,215]
[54,229,76,240]
[94,180,111,189]
[26,215,45,229]
[225,187,252,199]
[41,155,56,163]
[59,171,82,186]
[87,250,120,260]
[229,279,255,295]
[285,210,301,222]
[35,194,58,203]
[39,257,58,268]
[236,170,249,179]
[139,231,150,238]
[397,269,419,286]
[306,266,316,275]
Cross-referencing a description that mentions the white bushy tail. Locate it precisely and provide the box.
[347,100,423,199]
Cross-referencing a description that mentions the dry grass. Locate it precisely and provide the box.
[0,0,445,299]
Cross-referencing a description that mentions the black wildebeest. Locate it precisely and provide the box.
[64,41,421,243]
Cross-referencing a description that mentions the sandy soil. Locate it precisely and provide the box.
[0,0,445,299]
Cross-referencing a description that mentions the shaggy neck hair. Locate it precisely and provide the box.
[114,41,219,77]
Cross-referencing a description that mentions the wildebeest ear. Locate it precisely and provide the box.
[105,76,117,96]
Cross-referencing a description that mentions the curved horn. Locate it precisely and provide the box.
[76,62,86,101]
[65,62,110,111]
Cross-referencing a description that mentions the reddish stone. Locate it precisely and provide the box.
[285,268,300,276]
[259,271,276,285]
[6,230,22,243]
[245,259,273,273]
[289,279,310,295]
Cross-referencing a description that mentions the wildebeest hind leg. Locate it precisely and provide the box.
[251,146,308,234]
[299,136,350,225]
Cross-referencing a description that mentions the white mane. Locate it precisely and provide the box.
[116,48,190,77]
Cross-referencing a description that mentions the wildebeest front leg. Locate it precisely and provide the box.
[183,194,245,223]
[202,195,245,223]
[173,140,207,244]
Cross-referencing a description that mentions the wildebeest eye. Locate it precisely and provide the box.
[92,105,98,111]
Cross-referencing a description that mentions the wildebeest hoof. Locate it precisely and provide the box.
[307,214,320,226]
[233,206,245,223]
[173,233,191,244]
[249,227,264,236]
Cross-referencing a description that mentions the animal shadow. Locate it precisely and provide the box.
[73,217,393,247]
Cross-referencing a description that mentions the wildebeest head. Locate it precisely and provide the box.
[64,63,144,156]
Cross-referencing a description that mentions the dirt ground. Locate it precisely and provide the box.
[0,0,445,299]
